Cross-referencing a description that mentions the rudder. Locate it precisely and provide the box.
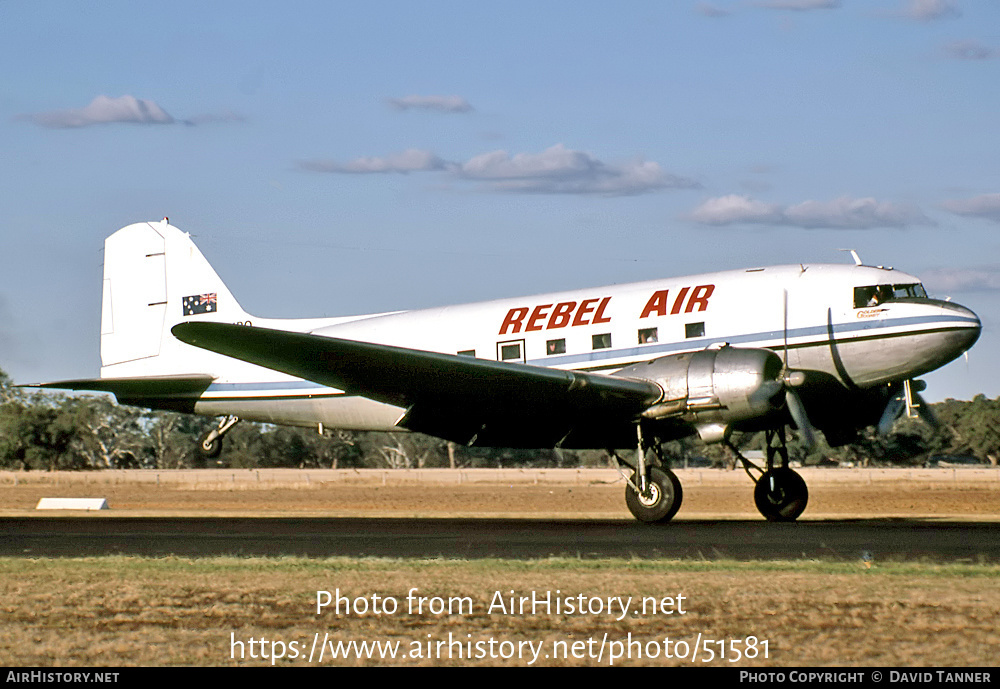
[100,218,251,376]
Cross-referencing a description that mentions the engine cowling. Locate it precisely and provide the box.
[614,346,786,442]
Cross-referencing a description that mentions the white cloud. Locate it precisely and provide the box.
[784,197,930,228]
[688,194,933,229]
[755,0,840,10]
[460,145,605,181]
[299,143,697,196]
[941,193,1000,223]
[21,95,244,129]
[24,95,175,128]
[943,40,998,60]
[688,194,783,225]
[921,267,1000,293]
[899,0,960,21]
[456,144,698,195]
[387,95,473,113]
[183,109,248,126]
[695,2,733,17]
[297,149,449,174]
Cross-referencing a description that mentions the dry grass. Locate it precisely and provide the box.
[2,468,998,667]
[1,557,997,667]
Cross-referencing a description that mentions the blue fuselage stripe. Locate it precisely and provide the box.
[200,314,978,396]
[528,314,978,367]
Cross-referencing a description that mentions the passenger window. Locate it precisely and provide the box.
[546,338,566,355]
[685,322,705,338]
[592,333,612,350]
[501,344,521,360]
[638,328,658,344]
[497,340,524,362]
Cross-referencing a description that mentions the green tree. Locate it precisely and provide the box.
[0,395,80,470]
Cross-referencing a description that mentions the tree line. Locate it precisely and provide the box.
[2,367,998,470]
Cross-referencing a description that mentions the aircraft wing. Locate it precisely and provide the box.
[171,322,662,447]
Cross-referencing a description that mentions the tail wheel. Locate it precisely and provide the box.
[625,467,683,523]
[754,468,808,522]
[196,415,239,461]
[197,430,223,459]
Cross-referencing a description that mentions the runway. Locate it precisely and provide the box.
[2,516,998,561]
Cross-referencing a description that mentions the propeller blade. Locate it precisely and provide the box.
[878,392,906,436]
[878,381,937,435]
[782,289,789,368]
[779,288,816,448]
[785,387,816,449]
[913,392,939,429]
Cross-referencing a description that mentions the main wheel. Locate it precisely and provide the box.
[625,467,683,523]
[754,468,808,522]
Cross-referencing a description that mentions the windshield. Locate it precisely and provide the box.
[853,283,927,308]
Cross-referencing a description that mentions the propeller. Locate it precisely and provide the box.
[878,379,938,435]
[780,289,817,449]
[877,392,906,436]
[784,378,816,448]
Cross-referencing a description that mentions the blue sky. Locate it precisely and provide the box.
[2,0,999,402]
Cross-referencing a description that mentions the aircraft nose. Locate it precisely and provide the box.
[944,301,981,353]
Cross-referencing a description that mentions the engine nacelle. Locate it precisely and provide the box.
[614,346,785,442]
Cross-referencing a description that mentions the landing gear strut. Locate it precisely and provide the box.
[613,423,683,523]
[727,426,808,522]
[197,415,240,460]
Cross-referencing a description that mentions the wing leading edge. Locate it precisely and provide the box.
[171,322,662,447]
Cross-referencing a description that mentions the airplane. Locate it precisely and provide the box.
[37,218,981,523]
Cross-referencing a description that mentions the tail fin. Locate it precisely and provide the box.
[100,218,252,377]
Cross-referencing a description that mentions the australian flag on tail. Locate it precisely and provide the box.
[182,293,218,316]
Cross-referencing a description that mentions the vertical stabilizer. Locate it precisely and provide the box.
[100,219,251,376]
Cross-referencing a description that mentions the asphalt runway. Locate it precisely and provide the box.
[2,516,998,561]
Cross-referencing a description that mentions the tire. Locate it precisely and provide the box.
[625,467,683,523]
[754,468,808,522]
[197,431,223,460]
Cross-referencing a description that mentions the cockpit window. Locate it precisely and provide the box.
[854,283,927,308]
[893,283,927,299]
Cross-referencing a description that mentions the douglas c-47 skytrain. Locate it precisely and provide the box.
[38,219,981,523]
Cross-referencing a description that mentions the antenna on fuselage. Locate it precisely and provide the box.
[839,249,863,266]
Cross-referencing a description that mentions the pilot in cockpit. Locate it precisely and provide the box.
[863,285,893,307]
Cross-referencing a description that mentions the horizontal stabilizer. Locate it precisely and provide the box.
[28,374,214,412]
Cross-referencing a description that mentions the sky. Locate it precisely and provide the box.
[1,0,999,402]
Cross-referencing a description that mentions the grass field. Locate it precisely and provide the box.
[2,556,998,667]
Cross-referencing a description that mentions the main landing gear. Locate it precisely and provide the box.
[727,426,808,522]
[611,423,683,523]
[613,423,809,523]
[197,415,240,460]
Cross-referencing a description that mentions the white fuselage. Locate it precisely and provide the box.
[177,263,980,431]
